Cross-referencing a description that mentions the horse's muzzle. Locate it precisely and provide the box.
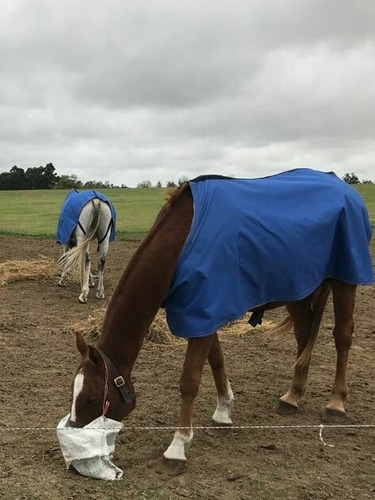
[67,417,84,428]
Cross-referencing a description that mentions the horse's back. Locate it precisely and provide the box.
[164,169,374,338]
[57,190,116,245]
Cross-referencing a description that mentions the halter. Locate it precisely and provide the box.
[97,348,136,406]
[68,349,136,428]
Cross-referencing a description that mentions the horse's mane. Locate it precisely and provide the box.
[166,182,189,205]
[139,182,190,238]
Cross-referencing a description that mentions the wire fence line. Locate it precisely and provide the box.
[1,423,374,431]
[1,422,374,448]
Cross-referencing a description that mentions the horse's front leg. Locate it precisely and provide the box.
[163,334,215,474]
[58,244,69,287]
[96,240,109,299]
[207,333,234,436]
[79,249,91,303]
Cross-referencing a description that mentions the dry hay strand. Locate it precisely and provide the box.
[67,309,181,346]
[0,256,57,286]
[220,316,277,335]
[219,313,292,339]
[68,308,105,342]
[146,311,183,345]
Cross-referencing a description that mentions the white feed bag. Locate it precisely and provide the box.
[56,414,123,480]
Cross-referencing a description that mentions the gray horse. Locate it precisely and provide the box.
[56,190,116,303]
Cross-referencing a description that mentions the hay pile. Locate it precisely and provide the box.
[67,309,282,346]
[67,308,181,345]
[0,257,57,286]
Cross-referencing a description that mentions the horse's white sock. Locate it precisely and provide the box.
[212,383,234,424]
[164,429,193,461]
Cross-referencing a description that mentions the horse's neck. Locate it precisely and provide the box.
[98,185,193,369]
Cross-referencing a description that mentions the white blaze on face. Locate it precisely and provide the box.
[71,370,84,423]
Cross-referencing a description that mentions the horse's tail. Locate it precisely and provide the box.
[267,315,294,335]
[58,199,101,282]
[295,281,331,368]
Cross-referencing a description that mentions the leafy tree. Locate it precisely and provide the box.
[342,172,360,184]
[25,163,59,189]
[0,171,12,189]
[9,166,28,189]
[83,180,107,189]
[178,175,189,186]
[166,181,177,188]
[43,163,59,188]
[0,163,59,189]
[83,180,98,189]
[137,180,152,188]
[56,174,83,189]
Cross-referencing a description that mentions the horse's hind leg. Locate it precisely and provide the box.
[87,260,96,287]
[58,244,69,286]
[277,298,314,415]
[163,334,215,473]
[207,333,234,435]
[96,239,109,299]
[89,271,95,288]
[322,280,356,422]
[79,248,91,303]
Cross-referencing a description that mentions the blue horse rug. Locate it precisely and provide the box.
[56,190,116,245]
[163,168,374,338]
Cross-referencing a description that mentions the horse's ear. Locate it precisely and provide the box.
[87,345,104,367]
[75,332,89,358]
[75,332,103,366]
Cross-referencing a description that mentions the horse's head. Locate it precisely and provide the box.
[69,332,136,427]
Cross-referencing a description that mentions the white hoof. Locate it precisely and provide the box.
[96,291,105,300]
[78,294,88,304]
[58,280,67,287]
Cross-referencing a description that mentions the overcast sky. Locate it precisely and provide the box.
[1,0,374,187]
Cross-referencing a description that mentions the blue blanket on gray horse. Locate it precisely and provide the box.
[163,168,374,338]
[56,190,116,245]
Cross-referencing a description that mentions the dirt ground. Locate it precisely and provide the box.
[0,236,375,500]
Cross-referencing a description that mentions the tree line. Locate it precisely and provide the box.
[342,172,373,185]
[0,164,373,190]
[0,164,59,190]
[0,164,125,190]
[0,163,184,190]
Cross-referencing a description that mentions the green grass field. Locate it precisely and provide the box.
[0,184,374,239]
[355,184,375,225]
[0,188,168,239]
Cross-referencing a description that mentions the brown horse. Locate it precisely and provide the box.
[68,172,373,473]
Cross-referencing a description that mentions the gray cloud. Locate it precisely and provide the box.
[1,0,374,186]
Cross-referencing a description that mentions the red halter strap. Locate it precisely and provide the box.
[102,360,110,416]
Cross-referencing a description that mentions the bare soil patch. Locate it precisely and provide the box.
[0,237,374,500]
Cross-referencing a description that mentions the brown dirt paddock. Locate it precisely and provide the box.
[0,236,374,500]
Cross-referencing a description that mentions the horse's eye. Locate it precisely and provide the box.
[87,395,101,404]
